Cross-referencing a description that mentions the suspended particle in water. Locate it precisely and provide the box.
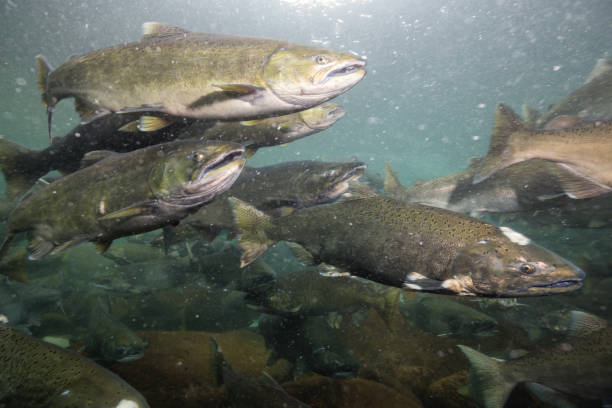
[477,103,486,109]
[15,77,26,86]
[553,65,561,71]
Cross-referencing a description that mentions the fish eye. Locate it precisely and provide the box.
[188,152,206,162]
[519,263,536,274]
[315,55,330,65]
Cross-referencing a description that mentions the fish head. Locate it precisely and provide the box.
[294,161,367,206]
[450,234,585,297]
[150,141,245,206]
[101,333,148,363]
[245,286,299,314]
[299,102,346,130]
[263,45,366,107]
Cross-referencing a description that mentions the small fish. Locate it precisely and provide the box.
[459,311,612,407]
[229,195,585,297]
[244,266,400,329]
[533,59,612,127]
[0,322,149,407]
[0,140,245,261]
[210,337,311,408]
[400,294,498,337]
[37,22,365,138]
[182,160,366,242]
[474,103,612,199]
[384,158,570,216]
[183,102,345,158]
[86,300,147,363]
[0,113,198,199]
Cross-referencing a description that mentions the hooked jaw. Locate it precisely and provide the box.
[511,266,585,296]
[325,163,367,200]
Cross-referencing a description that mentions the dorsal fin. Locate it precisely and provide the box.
[584,59,612,84]
[142,22,190,40]
[383,163,403,194]
[472,104,527,183]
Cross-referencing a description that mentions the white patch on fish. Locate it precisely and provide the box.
[405,272,428,281]
[98,200,106,215]
[403,283,423,290]
[116,399,140,408]
[500,226,531,245]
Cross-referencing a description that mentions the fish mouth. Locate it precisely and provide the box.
[513,279,583,295]
[195,147,245,183]
[181,147,246,204]
[326,60,366,79]
[326,163,367,199]
[115,351,144,363]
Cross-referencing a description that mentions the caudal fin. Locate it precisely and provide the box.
[383,163,404,195]
[473,103,528,184]
[0,138,45,200]
[35,55,55,140]
[228,197,274,267]
[457,344,517,408]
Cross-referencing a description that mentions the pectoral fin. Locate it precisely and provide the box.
[27,235,55,260]
[136,115,173,132]
[188,84,264,110]
[402,272,446,292]
[94,240,113,254]
[98,202,156,221]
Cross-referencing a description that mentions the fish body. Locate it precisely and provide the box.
[230,196,584,296]
[184,160,366,239]
[0,277,60,328]
[86,300,147,363]
[459,312,612,407]
[38,23,365,135]
[535,59,612,127]
[400,294,498,337]
[474,104,612,199]
[0,140,245,260]
[384,159,568,216]
[0,103,341,200]
[0,323,149,407]
[210,337,311,408]
[245,267,399,327]
[187,102,345,155]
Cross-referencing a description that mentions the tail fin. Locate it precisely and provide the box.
[473,103,527,184]
[383,163,404,195]
[0,138,45,200]
[35,55,55,140]
[228,197,274,268]
[457,345,516,408]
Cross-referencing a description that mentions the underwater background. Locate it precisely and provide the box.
[1,1,611,407]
